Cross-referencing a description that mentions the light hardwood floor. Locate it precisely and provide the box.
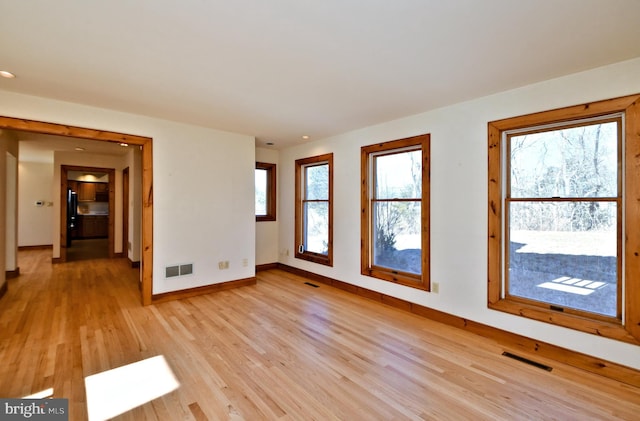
[1,249,640,420]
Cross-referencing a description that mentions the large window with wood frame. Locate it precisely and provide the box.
[361,134,430,290]
[255,162,276,221]
[488,93,640,344]
[295,153,333,266]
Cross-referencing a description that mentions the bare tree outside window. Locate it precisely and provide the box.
[373,150,422,274]
[295,154,333,266]
[506,119,620,318]
[304,164,329,254]
[361,134,430,290]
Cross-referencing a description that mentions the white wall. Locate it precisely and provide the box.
[0,90,256,296]
[18,161,54,247]
[278,57,640,370]
[5,153,17,271]
[255,147,279,265]
[0,130,19,292]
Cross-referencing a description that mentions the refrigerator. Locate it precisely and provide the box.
[66,188,78,247]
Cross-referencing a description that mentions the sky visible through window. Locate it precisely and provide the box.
[255,168,267,215]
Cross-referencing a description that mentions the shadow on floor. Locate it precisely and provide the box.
[509,241,617,317]
[67,238,109,261]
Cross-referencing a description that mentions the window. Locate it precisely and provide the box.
[488,93,640,344]
[255,162,276,221]
[361,134,430,290]
[295,153,333,266]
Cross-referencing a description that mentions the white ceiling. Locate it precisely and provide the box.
[2,0,640,149]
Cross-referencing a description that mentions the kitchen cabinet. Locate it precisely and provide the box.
[77,182,109,202]
[95,183,109,202]
[78,215,108,238]
[78,182,96,201]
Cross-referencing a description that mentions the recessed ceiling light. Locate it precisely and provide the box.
[0,70,16,79]
[75,147,85,151]
[119,143,129,147]
[302,135,310,140]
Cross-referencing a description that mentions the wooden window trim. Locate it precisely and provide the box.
[361,134,430,290]
[295,153,333,266]
[488,93,640,345]
[256,162,277,222]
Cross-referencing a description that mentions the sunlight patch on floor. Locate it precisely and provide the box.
[22,388,54,399]
[84,355,180,421]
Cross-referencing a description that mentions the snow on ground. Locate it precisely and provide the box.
[510,230,616,256]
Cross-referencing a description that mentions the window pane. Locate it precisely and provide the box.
[508,201,617,317]
[373,201,421,274]
[510,122,618,198]
[304,202,328,254]
[255,168,267,216]
[375,150,421,199]
[305,164,328,200]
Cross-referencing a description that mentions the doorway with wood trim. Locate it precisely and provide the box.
[0,115,153,306]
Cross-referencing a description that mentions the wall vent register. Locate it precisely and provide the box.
[165,264,193,278]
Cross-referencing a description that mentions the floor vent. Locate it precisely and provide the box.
[502,352,552,372]
[304,282,320,288]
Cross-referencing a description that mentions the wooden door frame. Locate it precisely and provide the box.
[0,116,153,306]
[61,165,116,262]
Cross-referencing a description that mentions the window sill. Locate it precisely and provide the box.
[362,267,428,291]
[488,299,640,346]
[295,252,332,267]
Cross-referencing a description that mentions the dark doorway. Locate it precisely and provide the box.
[61,165,115,262]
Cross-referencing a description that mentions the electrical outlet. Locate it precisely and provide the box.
[224,261,229,269]
[431,282,440,293]
[218,261,225,270]
[242,258,248,267]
